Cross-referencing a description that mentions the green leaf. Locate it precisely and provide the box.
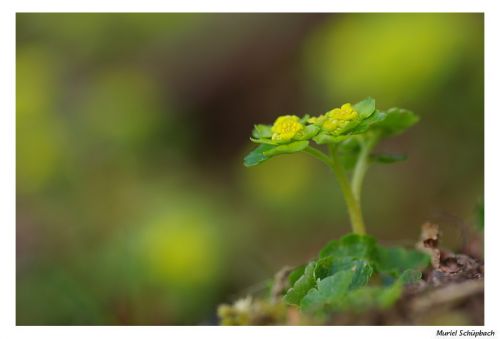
[353,97,376,119]
[349,110,387,134]
[398,269,423,285]
[319,233,378,262]
[374,284,403,309]
[243,141,309,167]
[262,140,309,157]
[370,153,407,164]
[295,125,320,140]
[333,282,403,312]
[374,107,419,136]
[376,245,430,276]
[283,233,428,312]
[299,114,311,124]
[252,124,272,139]
[249,137,277,145]
[300,270,355,312]
[312,132,348,145]
[316,257,373,289]
[243,144,275,167]
[314,256,350,280]
[348,261,373,289]
[284,262,316,306]
[376,283,404,308]
[337,119,361,135]
[288,264,306,286]
[318,268,420,313]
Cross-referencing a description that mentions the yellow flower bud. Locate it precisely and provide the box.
[271,115,304,142]
[321,103,359,133]
[308,115,326,125]
[331,103,358,120]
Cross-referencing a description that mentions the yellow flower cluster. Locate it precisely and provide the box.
[271,115,304,142]
[261,103,359,145]
[309,103,358,133]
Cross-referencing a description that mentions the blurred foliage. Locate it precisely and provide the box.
[16,13,483,325]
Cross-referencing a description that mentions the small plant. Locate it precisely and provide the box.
[238,98,431,318]
[244,97,418,235]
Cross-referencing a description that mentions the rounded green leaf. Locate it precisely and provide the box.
[319,233,378,262]
[376,245,430,275]
[313,133,348,145]
[299,114,311,124]
[374,107,420,136]
[315,257,373,289]
[243,141,309,167]
[249,137,277,145]
[284,262,317,306]
[288,264,306,286]
[295,125,320,140]
[353,97,376,119]
[349,110,387,134]
[398,269,423,285]
[300,270,355,312]
[262,140,309,157]
[252,124,273,139]
[243,144,275,167]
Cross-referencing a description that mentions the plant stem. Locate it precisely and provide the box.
[303,144,367,235]
[328,144,367,235]
[303,146,333,167]
[351,135,378,203]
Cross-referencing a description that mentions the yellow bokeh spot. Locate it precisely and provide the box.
[142,215,219,287]
[17,46,65,194]
[305,14,481,103]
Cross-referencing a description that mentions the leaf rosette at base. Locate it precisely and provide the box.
[283,234,429,314]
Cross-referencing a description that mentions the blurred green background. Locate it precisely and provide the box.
[16,13,483,325]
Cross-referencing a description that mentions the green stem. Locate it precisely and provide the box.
[303,144,367,235]
[351,135,378,203]
[328,144,367,235]
[303,146,333,167]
